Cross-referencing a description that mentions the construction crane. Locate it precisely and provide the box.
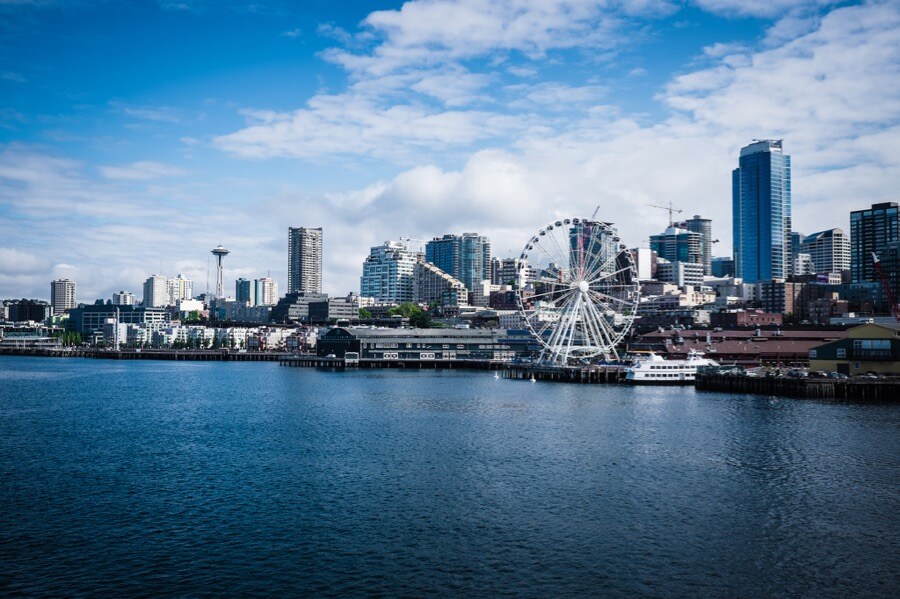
[647,201,683,227]
[871,252,900,321]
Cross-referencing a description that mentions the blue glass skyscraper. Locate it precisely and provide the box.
[732,139,792,283]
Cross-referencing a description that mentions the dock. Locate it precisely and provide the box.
[696,372,900,402]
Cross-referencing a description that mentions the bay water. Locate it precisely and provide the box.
[1,356,897,596]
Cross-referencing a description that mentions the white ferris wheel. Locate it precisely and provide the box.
[515,217,640,364]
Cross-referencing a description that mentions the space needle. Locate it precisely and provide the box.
[211,245,230,298]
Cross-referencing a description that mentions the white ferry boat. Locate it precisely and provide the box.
[625,350,719,385]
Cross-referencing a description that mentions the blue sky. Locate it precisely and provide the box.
[1,0,898,302]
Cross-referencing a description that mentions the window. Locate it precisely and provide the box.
[809,349,817,358]
[836,348,846,358]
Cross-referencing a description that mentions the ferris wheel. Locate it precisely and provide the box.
[514,217,639,364]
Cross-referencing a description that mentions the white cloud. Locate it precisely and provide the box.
[98,161,186,180]
[693,0,832,19]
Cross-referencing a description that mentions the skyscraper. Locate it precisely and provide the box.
[288,227,323,294]
[850,202,900,283]
[142,275,169,307]
[732,139,792,283]
[50,279,76,315]
[678,215,713,275]
[425,233,491,292]
[236,278,254,305]
[255,277,278,306]
[650,226,702,265]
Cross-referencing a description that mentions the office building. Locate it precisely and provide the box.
[50,279,76,315]
[850,202,899,283]
[255,277,278,306]
[112,291,135,306]
[491,257,534,288]
[425,233,491,292]
[7,299,52,322]
[236,278,254,305]
[288,227,323,294]
[170,274,193,304]
[800,228,850,274]
[360,241,421,304]
[143,275,169,308]
[650,226,702,266]
[711,257,734,278]
[655,259,704,288]
[677,215,713,275]
[732,139,792,283]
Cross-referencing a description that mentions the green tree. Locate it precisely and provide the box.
[387,302,432,328]
[358,308,372,319]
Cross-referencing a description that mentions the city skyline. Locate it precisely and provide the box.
[1,1,898,301]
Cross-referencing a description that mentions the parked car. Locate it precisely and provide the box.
[827,372,849,380]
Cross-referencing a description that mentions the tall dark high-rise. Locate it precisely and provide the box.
[850,202,900,283]
[288,227,323,294]
[732,140,792,283]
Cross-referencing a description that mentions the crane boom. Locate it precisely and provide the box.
[871,252,900,321]
[646,201,683,227]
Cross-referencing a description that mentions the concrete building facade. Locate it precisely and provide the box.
[288,226,323,294]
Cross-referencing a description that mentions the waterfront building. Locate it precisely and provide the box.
[112,291,135,306]
[50,279,76,315]
[732,139,792,283]
[850,202,899,283]
[143,275,169,308]
[808,322,900,375]
[425,233,491,292]
[676,215,713,274]
[255,277,278,306]
[316,327,535,361]
[288,227,323,294]
[650,226,702,266]
[360,241,421,304]
[414,261,469,307]
[67,304,169,338]
[800,228,850,275]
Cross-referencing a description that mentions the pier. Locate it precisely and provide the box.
[696,372,900,402]
[502,364,627,384]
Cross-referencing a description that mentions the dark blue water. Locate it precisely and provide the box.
[1,356,897,597]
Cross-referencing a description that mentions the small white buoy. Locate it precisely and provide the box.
[493,372,500,379]
[530,376,536,383]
